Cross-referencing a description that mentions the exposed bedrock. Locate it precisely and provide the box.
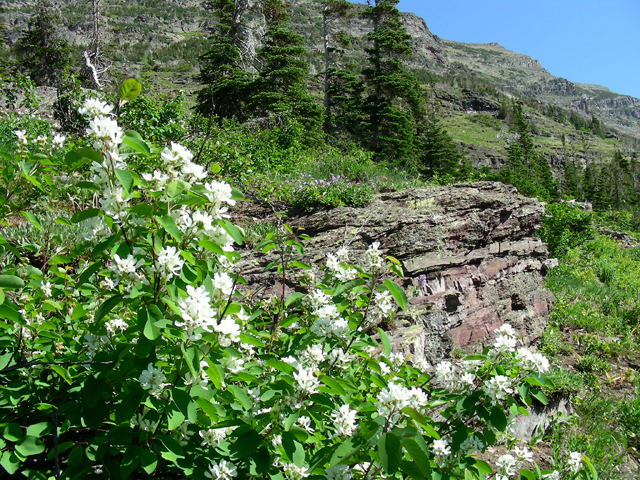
[236,181,555,364]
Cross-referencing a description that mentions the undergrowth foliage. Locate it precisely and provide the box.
[0,84,596,480]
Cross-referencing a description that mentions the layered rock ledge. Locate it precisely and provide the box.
[237,181,555,364]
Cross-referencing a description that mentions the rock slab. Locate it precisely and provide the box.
[238,182,555,364]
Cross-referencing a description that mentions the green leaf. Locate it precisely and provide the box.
[530,388,548,405]
[65,148,102,169]
[122,136,150,156]
[0,304,21,322]
[264,357,294,374]
[401,438,431,476]
[282,431,305,467]
[474,460,492,475]
[221,220,243,245]
[140,450,158,475]
[166,181,186,198]
[328,436,366,467]
[171,388,197,424]
[519,469,536,480]
[139,304,163,341]
[3,423,22,442]
[156,434,184,462]
[378,327,391,358]
[401,408,439,438]
[50,365,72,385]
[71,208,102,224]
[95,295,124,323]
[228,385,252,410]
[0,275,24,289]
[229,430,263,460]
[333,279,365,298]
[156,215,182,242]
[285,292,304,307]
[67,446,84,467]
[0,450,20,475]
[121,445,142,479]
[115,170,134,193]
[119,78,142,101]
[15,436,45,456]
[490,405,508,432]
[383,279,407,311]
[21,211,42,231]
[318,375,347,396]
[377,433,402,474]
[204,359,224,390]
[399,460,426,480]
[196,398,220,422]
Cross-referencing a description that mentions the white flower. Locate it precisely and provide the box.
[432,438,451,457]
[293,366,319,395]
[297,416,314,433]
[139,363,169,398]
[364,241,383,272]
[41,281,52,298]
[496,454,520,478]
[336,246,349,263]
[435,361,457,388]
[212,272,234,298]
[114,254,137,275]
[221,355,244,374]
[325,464,351,480]
[204,180,236,207]
[142,170,169,191]
[513,445,533,463]
[215,316,241,346]
[325,253,341,273]
[101,187,131,220]
[173,420,194,445]
[542,471,560,480]
[568,452,583,474]
[302,344,324,365]
[372,290,395,319]
[78,98,113,118]
[204,459,237,480]
[484,375,514,402]
[176,285,217,340]
[335,267,358,282]
[281,462,309,480]
[105,318,128,334]
[156,246,184,278]
[200,427,234,447]
[87,116,123,145]
[161,142,193,167]
[493,324,517,354]
[515,347,550,374]
[52,133,65,149]
[15,130,28,146]
[331,404,357,437]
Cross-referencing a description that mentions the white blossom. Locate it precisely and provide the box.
[41,281,52,298]
[87,116,123,145]
[325,464,351,480]
[568,452,583,474]
[331,404,357,437]
[204,459,237,480]
[15,130,28,146]
[212,272,235,298]
[495,454,520,479]
[432,438,451,457]
[139,363,169,399]
[78,98,113,118]
[176,285,217,341]
[515,347,550,374]
[156,246,184,279]
[199,427,234,447]
[52,133,65,149]
[364,241,383,272]
[293,366,319,395]
[484,375,514,402]
[215,316,241,346]
[105,318,128,334]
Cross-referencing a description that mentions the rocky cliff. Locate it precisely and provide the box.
[236,182,555,364]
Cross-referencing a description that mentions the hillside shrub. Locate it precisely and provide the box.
[0,90,597,480]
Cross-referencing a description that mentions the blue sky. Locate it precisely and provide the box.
[364,0,640,99]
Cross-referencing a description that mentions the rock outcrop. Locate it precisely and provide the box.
[237,182,555,364]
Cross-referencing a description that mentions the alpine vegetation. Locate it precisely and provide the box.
[0,87,596,479]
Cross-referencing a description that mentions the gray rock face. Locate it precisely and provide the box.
[237,182,555,364]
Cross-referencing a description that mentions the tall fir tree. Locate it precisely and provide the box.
[197,0,252,121]
[361,0,423,164]
[320,0,355,139]
[500,102,557,200]
[14,0,71,87]
[249,0,323,145]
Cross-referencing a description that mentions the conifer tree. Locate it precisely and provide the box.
[320,0,355,138]
[14,0,71,87]
[197,0,252,120]
[249,0,322,145]
[361,0,423,164]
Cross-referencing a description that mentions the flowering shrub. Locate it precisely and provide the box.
[291,174,375,212]
[0,87,598,479]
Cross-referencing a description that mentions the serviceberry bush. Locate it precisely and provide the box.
[0,85,597,480]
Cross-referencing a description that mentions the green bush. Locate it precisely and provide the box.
[539,202,595,258]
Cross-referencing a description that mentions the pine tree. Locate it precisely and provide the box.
[197,0,252,121]
[249,0,323,145]
[500,103,557,200]
[361,0,423,164]
[324,65,368,145]
[320,0,357,140]
[418,118,469,179]
[14,0,71,87]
